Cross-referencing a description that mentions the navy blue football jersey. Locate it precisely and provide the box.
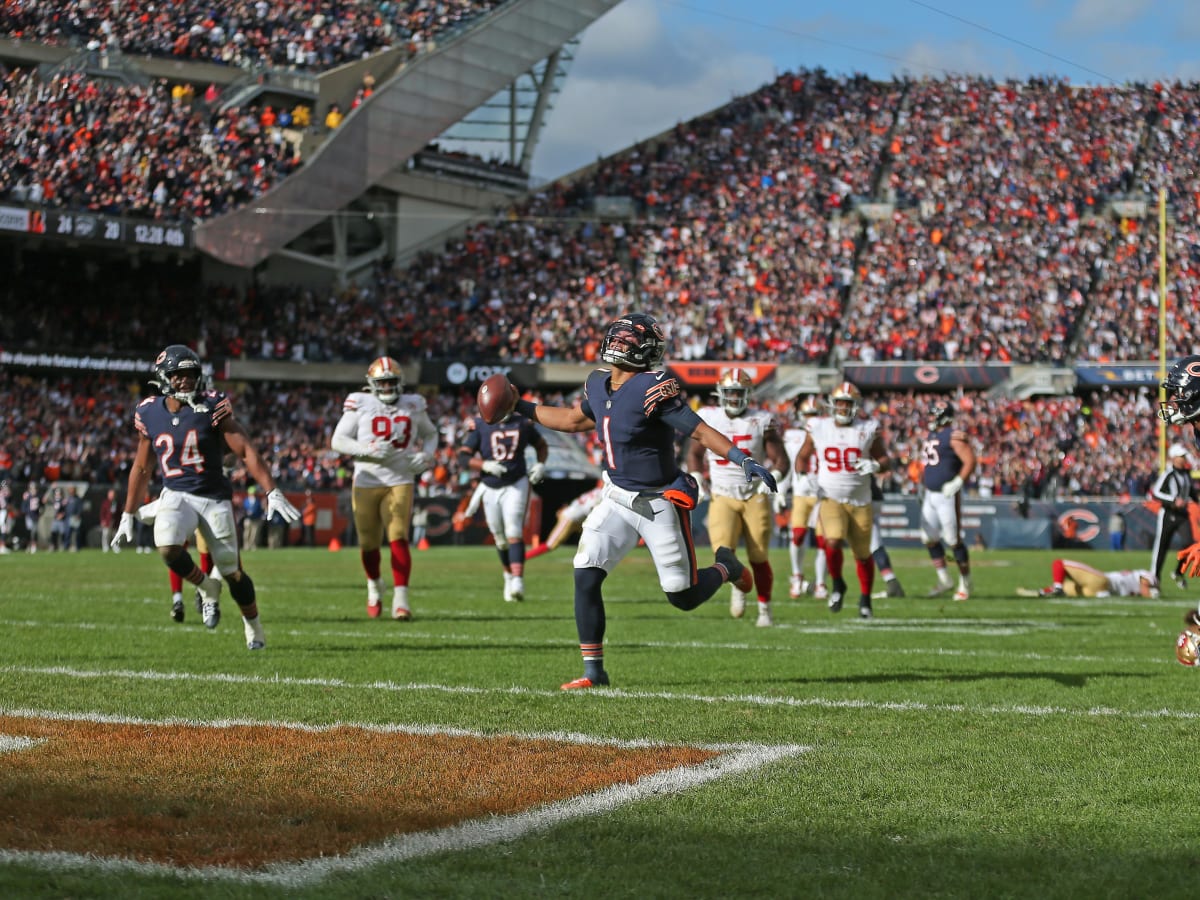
[921,425,965,491]
[463,415,540,487]
[134,392,235,500]
[580,368,688,492]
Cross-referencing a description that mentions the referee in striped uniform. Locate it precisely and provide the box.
[1151,443,1197,589]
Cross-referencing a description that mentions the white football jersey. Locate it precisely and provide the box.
[1107,568,1155,597]
[334,391,438,488]
[698,406,776,500]
[807,415,880,506]
[783,423,819,496]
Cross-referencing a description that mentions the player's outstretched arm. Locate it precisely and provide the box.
[515,398,594,434]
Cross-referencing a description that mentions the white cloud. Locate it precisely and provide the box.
[1060,0,1153,36]
[530,0,776,179]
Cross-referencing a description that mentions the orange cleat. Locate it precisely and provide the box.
[561,674,609,691]
[367,601,382,619]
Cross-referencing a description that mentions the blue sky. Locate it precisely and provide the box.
[530,0,1200,179]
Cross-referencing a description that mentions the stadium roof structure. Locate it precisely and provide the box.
[195,0,621,272]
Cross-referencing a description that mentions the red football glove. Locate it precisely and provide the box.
[1178,542,1200,579]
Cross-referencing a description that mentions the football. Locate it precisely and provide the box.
[477,373,518,424]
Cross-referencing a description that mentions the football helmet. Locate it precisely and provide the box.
[828,381,862,425]
[930,401,954,431]
[366,356,403,404]
[716,368,754,417]
[151,344,208,406]
[600,313,666,370]
[1176,616,1200,666]
[798,396,821,418]
[1160,356,1200,424]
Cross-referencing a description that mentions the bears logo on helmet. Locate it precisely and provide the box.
[366,356,403,405]
[151,344,209,407]
[716,368,754,417]
[600,313,666,371]
[1160,356,1200,425]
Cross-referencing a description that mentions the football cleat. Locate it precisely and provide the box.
[1038,586,1066,598]
[243,615,265,650]
[561,673,610,690]
[789,574,805,599]
[730,587,747,619]
[194,589,203,616]
[829,578,846,613]
[859,596,873,619]
[508,576,524,603]
[198,575,222,629]
[927,578,955,598]
[171,598,184,623]
[393,586,412,621]
[756,604,773,627]
[953,586,970,602]
[886,579,906,598]
[715,546,753,593]
[1174,572,1188,590]
[813,583,829,601]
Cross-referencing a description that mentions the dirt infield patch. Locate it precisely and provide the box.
[0,716,717,870]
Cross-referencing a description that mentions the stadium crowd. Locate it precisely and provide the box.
[0,69,301,221]
[0,368,1163,516]
[1,69,1199,366]
[0,0,504,72]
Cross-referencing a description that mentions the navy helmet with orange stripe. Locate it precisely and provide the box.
[1161,356,1200,425]
[600,313,665,371]
[151,344,209,406]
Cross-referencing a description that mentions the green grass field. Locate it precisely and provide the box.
[2,544,1200,899]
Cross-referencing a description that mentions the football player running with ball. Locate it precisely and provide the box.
[111,345,301,649]
[457,400,549,602]
[687,368,788,626]
[794,382,891,619]
[498,312,777,690]
[332,356,439,620]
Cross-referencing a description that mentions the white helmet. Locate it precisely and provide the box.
[366,356,403,404]
[716,368,754,417]
[828,381,862,425]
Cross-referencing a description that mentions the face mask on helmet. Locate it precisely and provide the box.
[1160,356,1200,425]
[829,382,861,425]
[600,313,666,371]
[366,356,403,404]
[930,403,954,431]
[716,369,753,417]
[152,344,209,408]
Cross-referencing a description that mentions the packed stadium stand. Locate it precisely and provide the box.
[0,0,1194,549]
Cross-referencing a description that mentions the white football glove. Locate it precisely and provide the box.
[852,458,881,475]
[757,469,785,496]
[110,512,136,549]
[267,488,301,524]
[689,472,710,503]
[409,451,431,474]
[528,462,546,484]
[941,475,964,497]
[772,490,790,514]
[481,460,506,477]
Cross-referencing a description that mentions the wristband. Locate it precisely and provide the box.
[515,398,538,418]
[726,447,750,466]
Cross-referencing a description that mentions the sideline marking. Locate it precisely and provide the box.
[0,708,805,886]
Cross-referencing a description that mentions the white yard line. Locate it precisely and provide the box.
[0,665,1195,718]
